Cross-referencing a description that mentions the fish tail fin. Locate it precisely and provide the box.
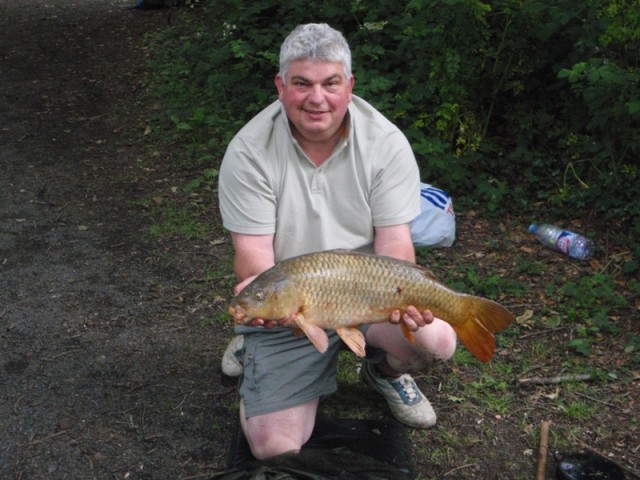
[453,296,515,363]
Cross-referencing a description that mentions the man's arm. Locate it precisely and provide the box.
[229,232,280,328]
[373,223,416,262]
[230,232,275,293]
[374,223,434,330]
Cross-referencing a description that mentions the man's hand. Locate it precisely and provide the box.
[390,305,434,331]
[233,275,257,296]
[243,318,280,329]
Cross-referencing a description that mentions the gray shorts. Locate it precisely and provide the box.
[235,325,382,418]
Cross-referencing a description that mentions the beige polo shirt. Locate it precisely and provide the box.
[218,95,421,262]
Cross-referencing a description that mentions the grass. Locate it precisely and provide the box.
[561,399,598,421]
[148,203,214,240]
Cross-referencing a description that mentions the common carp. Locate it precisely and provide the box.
[228,250,514,362]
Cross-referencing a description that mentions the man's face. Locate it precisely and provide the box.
[275,59,354,146]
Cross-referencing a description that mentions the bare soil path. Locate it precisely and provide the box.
[1,2,233,478]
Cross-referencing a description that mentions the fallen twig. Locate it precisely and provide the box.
[599,250,631,275]
[536,420,552,480]
[574,391,618,409]
[13,395,23,415]
[23,430,68,447]
[444,463,477,476]
[518,373,592,385]
[519,326,566,339]
[41,348,83,362]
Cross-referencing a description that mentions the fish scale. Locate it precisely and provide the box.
[283,252,455,324]
[229,249,515,362]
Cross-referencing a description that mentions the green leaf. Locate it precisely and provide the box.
[569,338,592,357]
[628,102,640,115]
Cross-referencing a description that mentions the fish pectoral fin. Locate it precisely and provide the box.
[336,327,366,358]
[400,322,416,344]
[293,314,329,354]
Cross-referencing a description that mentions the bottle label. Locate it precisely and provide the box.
[556,231,573,254]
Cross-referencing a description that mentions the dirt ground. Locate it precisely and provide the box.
[1,1,639,480]
[1,1,236,479]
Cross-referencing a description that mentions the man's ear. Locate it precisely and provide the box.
[274,73,284,100]
[347,75,355,101]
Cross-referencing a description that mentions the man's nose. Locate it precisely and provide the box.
[307,84,324,103]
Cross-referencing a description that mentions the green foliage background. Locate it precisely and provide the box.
[148,0,639,257]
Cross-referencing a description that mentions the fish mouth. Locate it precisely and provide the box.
[228,305,247,323]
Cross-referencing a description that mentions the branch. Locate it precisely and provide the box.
[536,420,552,480]
[518,374,592,385]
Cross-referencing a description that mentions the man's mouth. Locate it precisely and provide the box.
[304,108,328,116]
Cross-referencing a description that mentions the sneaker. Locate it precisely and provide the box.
[360,361,436,428]
[221,335,244,377]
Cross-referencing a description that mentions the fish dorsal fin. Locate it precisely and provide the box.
[419,266,439,281]
[336,327,366,358]
[293,313,329,354]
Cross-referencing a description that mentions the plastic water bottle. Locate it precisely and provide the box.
[528,224,594,260]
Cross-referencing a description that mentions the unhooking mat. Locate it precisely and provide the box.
[212,416,415,480]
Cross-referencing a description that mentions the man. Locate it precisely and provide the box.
[218,23,457,460]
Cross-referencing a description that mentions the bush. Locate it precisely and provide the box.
[147,0,640,254]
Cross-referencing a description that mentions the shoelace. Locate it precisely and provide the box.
[395,375,419,402]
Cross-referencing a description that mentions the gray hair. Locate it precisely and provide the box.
[279,23,352,83]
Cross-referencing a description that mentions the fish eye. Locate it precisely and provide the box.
[255,291,265,301]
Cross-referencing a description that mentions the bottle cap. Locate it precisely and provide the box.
[528,224,537,233]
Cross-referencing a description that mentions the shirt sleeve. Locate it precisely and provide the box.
[218,136,277,235]
[369,130,421,227]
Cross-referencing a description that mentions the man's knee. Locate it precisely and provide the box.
[245,429,302,460]
[246,430,302,460]
[420,319,458,361]
[426,320,457,361]
[240,400,317,460]
[391,321,457,371]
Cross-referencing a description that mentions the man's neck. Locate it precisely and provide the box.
[290,119,348,167]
